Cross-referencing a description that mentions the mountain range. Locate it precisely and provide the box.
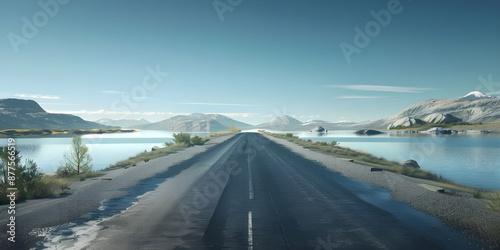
[2,92,499,131]
[94,118,151,128]
[369,91,500,129]
[135,113,254,132]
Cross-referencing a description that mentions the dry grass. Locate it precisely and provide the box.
[31,176,70,198]
[109,143,189,168]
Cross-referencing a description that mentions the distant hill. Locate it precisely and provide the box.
[138,113,253,132]
[301,119,358,130]
[256,116,360,131]
[0,98,116,130]
[95,118,151,128]
[257,115,304,130]
[362,91,500,129]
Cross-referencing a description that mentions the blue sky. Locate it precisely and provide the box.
[1,0,499,125]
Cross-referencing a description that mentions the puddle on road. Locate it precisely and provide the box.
[326,171,482,250]
[30,176,167,249]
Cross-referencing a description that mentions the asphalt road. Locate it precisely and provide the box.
[89,132,474,249]
[3,132,478,249]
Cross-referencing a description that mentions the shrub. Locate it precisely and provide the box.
[0,150,45,203]
[32,176,69,198]
[474,191,482,199]
[164,141,174,147]
[330,140,338,147]
[285,133,294,138]
[172,132,191,144]
[190,135,205,145]
[56,165,74,177]
[229,125,241,133]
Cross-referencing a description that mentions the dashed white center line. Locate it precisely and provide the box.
[248,211,253,250]
[248,154,254,200]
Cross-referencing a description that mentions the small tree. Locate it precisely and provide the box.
[0,148,43,203]
[58,135,93,176]
[0,147,20,186]
[172,133,191,144]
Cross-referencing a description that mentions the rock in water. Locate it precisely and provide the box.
[400,159,420,168]
[355,129,382,135]
[311,126,326,132]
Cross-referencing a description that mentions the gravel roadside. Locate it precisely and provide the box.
[261,133,500,249]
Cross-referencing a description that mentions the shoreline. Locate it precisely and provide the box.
[261,133,500,249]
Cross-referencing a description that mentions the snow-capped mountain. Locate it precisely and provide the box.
[371,91,500,129]
[461,91,496,101]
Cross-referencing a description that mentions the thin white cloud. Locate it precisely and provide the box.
[15,94,60,99]
[208,113,260,118]
[336,96,387,99]
[324,85,434,93]
[132,96,155,100]
[102,90,128,94]
[486,91,500,96]
[180,102,259,107]
[46,110,175,115]
[39,103,79,106]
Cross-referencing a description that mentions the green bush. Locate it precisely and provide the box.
[172,132,191,144]
[56,165,74,177]
[0,148,45,204]
[190,135,205,145]
[32,176,69,198]
[285,133,294,138]
[474,191,482,199]
[164,141,174,147]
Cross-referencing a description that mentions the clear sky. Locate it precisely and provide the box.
[1,0,499,125]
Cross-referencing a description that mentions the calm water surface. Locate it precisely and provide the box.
[286,130,500,190]
[1,131,209,173]
[2,130,499,190]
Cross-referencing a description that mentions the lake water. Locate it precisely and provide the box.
[1,130,499,190]
[1,131,209,173]
[285,130,500,190]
